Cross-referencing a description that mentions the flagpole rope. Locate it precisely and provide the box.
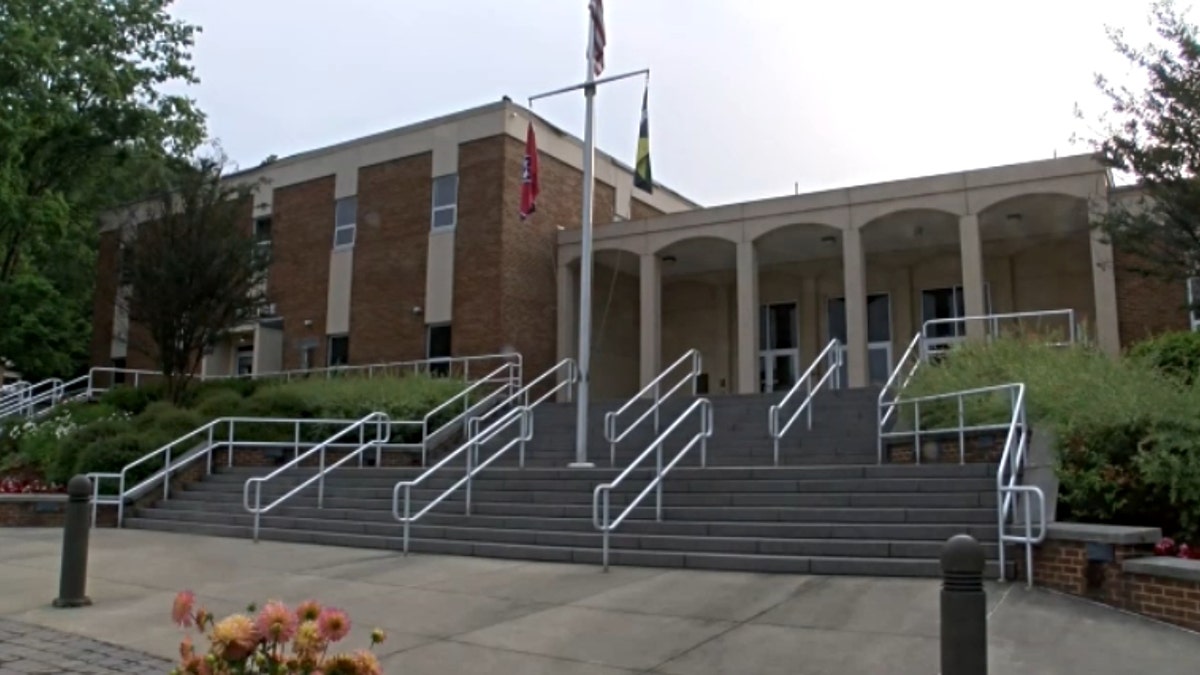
[593,250,621,352]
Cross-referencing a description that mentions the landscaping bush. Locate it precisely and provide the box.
[1128,330,1200,386]
[902,335,1200,542]
[195,388,246,418]
[99,384,162,415]
[3,372,474,486]
[50,415,136,483]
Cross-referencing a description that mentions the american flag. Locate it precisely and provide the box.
[589,0,605,77]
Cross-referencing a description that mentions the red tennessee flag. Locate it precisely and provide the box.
[519,122,540,220]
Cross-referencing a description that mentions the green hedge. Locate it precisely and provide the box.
[901,335,1200,542]
[1128,329,1200,386]
[2,374,470,486]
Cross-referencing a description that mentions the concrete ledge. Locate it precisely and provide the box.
[1045,522,1162,545]
[0,493,67,504]
[1124,556,1200,584]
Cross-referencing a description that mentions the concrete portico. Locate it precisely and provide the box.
[558,155,1120,398]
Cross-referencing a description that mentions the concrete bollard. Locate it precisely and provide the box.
[940,534,987,675]
[52,474,94,608]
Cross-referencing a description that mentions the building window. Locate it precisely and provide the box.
[254,216,272,244]
[431,174,458,229]
[334,196,356,248]
[426,323,452,377]
[327,335,349,367]
[236,345,254,375]
[1188,278,1200,332]
[112,357,127,385]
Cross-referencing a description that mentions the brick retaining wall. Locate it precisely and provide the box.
[1025,523,1200,633]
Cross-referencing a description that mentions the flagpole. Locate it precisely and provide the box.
[570,10,599,469]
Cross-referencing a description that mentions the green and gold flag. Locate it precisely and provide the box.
[634,82,652,193]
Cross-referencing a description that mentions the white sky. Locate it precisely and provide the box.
[169,0,1161,207]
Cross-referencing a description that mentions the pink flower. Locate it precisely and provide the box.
[295,599,322,623]
[173,590,196,627]
[255,600,298,643]
[317,607,351,643]
[211,614,259,661]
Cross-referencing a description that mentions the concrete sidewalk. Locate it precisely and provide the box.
[0,528,1197,674]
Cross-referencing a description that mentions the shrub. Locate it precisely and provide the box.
[71,429,181,490]
[49,414,136,482]
[267,375,469,443]
[903,335,1200,542]
[1128,330,1200,385]
[100,384,162,416]
[195,389,246,418]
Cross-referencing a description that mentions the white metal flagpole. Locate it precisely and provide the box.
[571,5,599,469]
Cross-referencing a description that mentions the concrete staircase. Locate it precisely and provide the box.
[518,387,881,467]
[125,387,1012,578]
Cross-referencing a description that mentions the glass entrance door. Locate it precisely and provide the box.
[759,302,799,393]
[920,285,992,357]
[828,294,892,385]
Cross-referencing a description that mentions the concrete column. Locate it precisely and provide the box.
[959,214,987,340]
[801,275,819,362]
[842,227,868,387]
[639,253,662,389]
[736,240,760,394]
[556,263,576,402]
[1090,228,1121,356]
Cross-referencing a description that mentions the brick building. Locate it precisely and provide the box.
[90,99,696,384]
[90,100,1195,398]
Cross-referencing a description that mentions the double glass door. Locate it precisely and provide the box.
[759,302,799,393]
[828,294,892,385]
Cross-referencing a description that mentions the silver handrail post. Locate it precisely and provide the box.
[602,491,611,572]
[655,441,663,522]
[403,485,412,555]
[465,437,474,516]
[206,425,214,476]
[914,400,922,465]
[253,483,262,542]
[227,420,235,467]
[163,447,171,501]
[318,445,326,508]
[957,395,966,464]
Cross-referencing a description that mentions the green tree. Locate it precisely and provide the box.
[120,155,269,404]
[0,0,207,378]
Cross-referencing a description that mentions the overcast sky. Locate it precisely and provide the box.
[169,0,1159,207]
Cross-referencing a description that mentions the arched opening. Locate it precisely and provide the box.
[753,223,842,392]
[858,208,961,380]
[656,237,737,396]
[977,193,1093,342]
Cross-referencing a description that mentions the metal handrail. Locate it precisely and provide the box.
[6,353,524,422]
[417,361,520,465]
[878,382,1022,465]
[876,309,1078,461]
[87,415,427,526]
[603,349,701,466]
[994,383,1046,587]
[0,378,54,408]
[0,375,85,420]
[393,406,533,554]
[208,352,522,384]
[767,339,842,466]
[593,398,713,570]
[243,412,391,541]
[467,358,577,439]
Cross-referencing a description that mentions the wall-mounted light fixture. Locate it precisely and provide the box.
[661,254,677,265]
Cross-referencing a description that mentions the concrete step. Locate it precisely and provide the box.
[171,485,995,508]
[135,507,1002,559]
[148,501,1002,542]
[126,517,1010,578]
